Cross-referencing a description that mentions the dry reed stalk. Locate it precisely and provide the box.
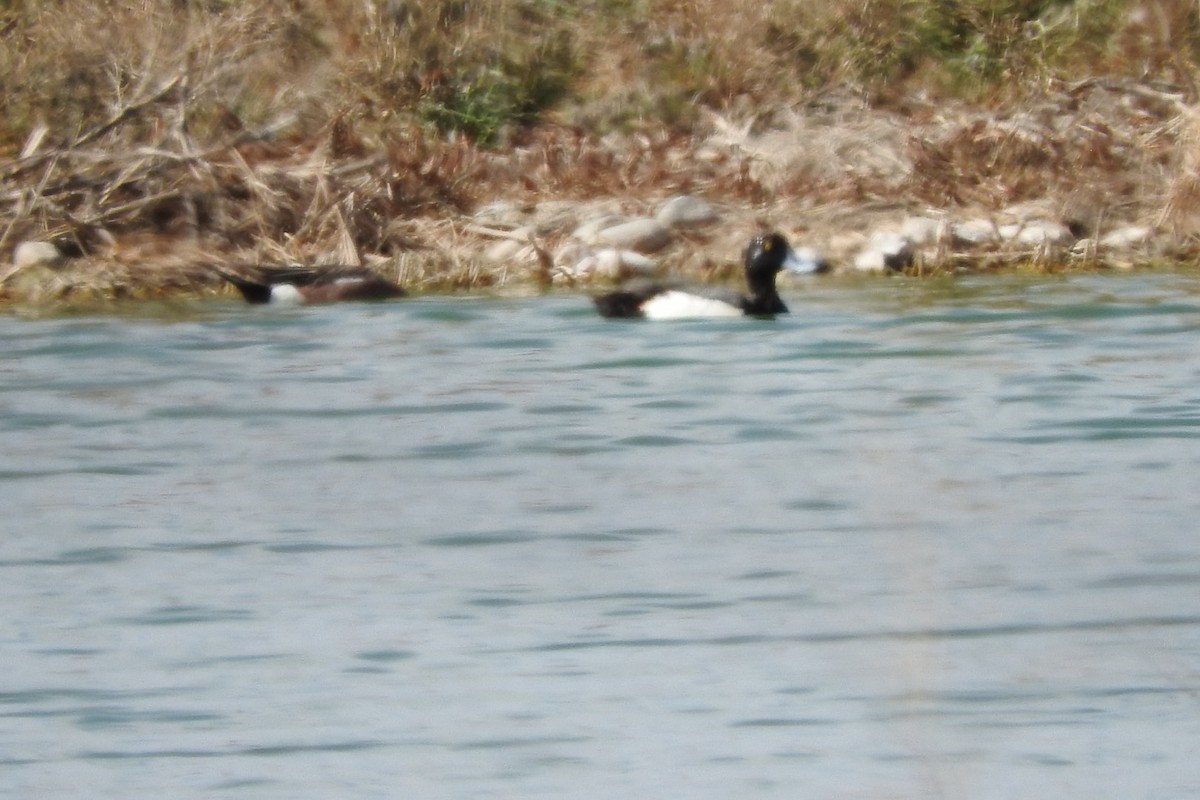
[0,74,185,183]
[4,0,1200,303]
[1158,103,1200,236]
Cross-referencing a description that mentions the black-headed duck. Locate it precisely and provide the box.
[592,233,827,319]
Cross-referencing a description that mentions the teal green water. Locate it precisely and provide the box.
[2,273,1200,798]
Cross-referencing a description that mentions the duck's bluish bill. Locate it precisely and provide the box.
[784,246,830,275]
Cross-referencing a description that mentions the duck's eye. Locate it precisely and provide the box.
[762,239,773,252]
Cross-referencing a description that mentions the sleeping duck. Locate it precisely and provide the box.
[592,233,827,319]
[215,265,406,305]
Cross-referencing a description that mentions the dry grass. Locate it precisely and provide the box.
[2,0,1200,304]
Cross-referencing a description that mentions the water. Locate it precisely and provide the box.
[2,273,1200,799]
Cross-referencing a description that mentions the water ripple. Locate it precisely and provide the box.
[80,739,385,760]
[4,278,1200,798]
[530,614,1200,651]
[117,605,255,626]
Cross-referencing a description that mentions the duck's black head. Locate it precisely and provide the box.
[737,233,786,314]
[745,232,828,276]
[739,232,830,315]
[744,233,792,280]
[746,232,829,281]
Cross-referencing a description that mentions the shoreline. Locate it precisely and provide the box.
[3,83,1197,308]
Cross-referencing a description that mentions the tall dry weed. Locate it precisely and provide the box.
[3,0,1200,291]
[1159,103,1200,235]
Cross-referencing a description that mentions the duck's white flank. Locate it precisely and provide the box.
[268,284,305,305]
[640,290,744,320]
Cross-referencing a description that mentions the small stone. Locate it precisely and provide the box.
[600,248,658,276]
[791,246,831,274]
[473,201,528,227]
[1000,220,1073,246]
[573,215,627,244]
[594,218,673,253]
[952,219,999,246]
[999,200,1056,223]
[593,249,624,279]
[12,240,63,269]
[566,248,659,280]
[1099,225,1154,250]
[483,226,538,262]
[900,216,944,246]
[485,238,526,262]
[1021,222,1072,246]
[852,249,890,273]
[656,195,720,229]
[529,201,581,235]
[569,254,599,279]
[554,242,593,269]
[851,231,914,272]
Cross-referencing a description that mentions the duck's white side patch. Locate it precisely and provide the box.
[269,284,305,305]
[640,290,743,319]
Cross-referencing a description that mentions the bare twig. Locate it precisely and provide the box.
[0,74,185,182]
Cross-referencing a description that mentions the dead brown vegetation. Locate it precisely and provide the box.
[2,0,1200,305]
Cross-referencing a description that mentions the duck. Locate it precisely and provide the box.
[215,265,406,305]
[592,232,827,319]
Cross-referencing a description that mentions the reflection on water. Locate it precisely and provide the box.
[3,273,1200,798]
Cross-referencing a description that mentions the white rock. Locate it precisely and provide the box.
[900,216,944,246]
[656,195,720,229]
[1021,222,1073,246]
[570,255,599,279]
[527,200,581,235]
[485,238,526,262]
[12,240,63,269]
[593,249,625,279]
[600,248,658,275]
[872,231,914,257]
[567,248,659,280]
[1000,220,1073,246]
[554,242,593,269]
[851,231,914,272]
[473,201,527,227]
[852,249,892,273]
[1099,225,1154,250]
[790,246,830,274]
[1000,201,1056,223]
[952,219,1001,245]
[483,226,539,262]
[594,218,673,253]
[573,215,627,244]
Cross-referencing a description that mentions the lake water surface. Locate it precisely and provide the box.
[3,273,1200,798]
